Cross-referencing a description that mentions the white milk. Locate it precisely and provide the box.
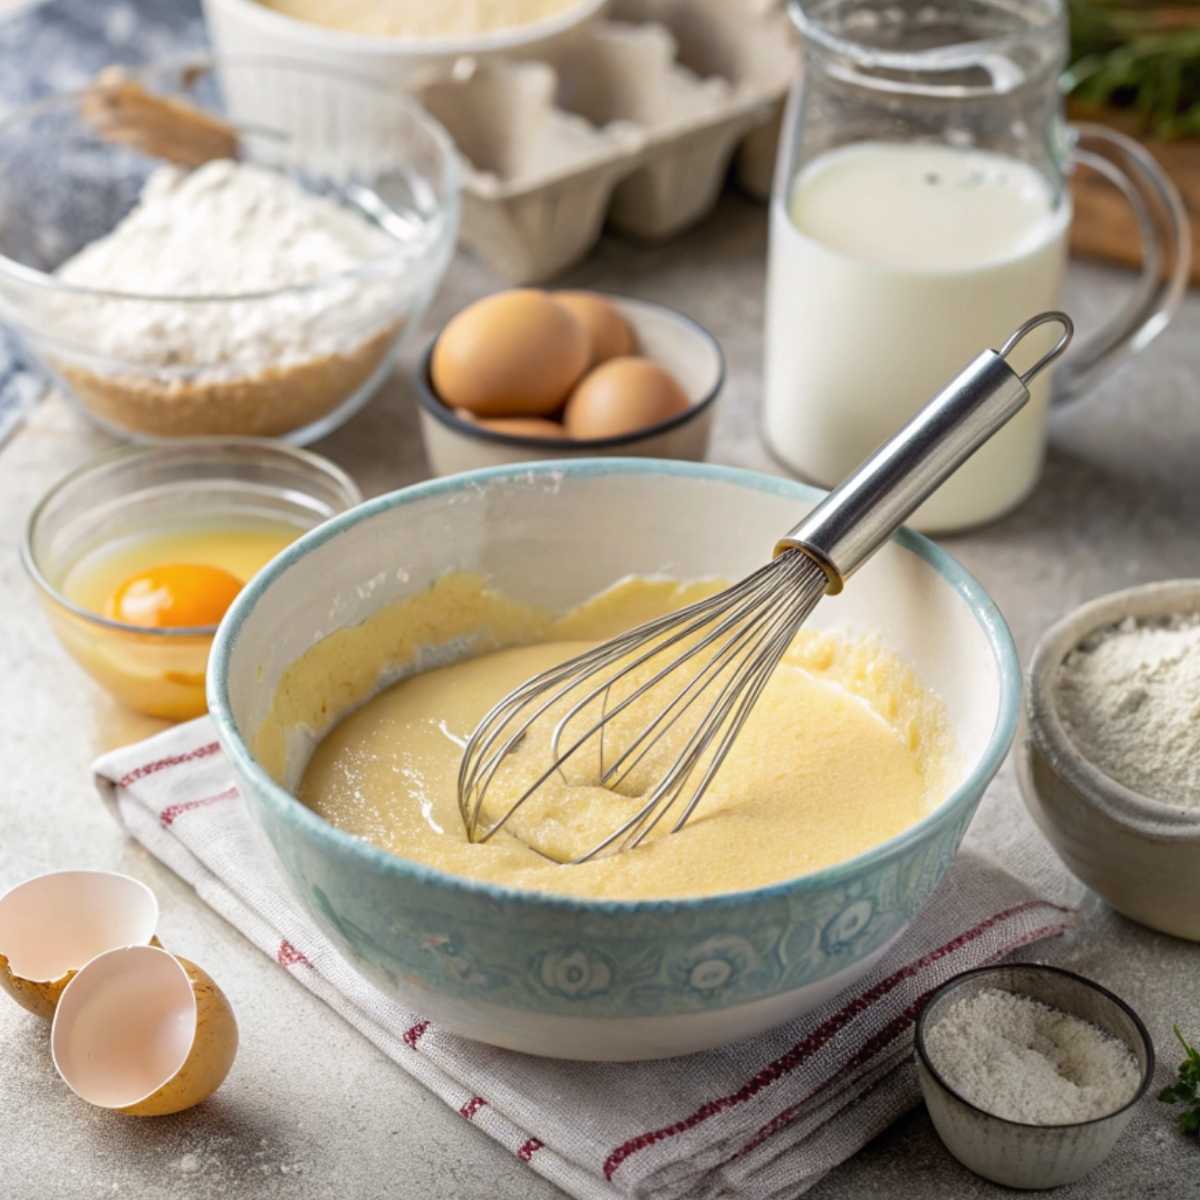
[764,141,1070,532]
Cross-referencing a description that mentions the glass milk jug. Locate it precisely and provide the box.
[765,0,1190,533]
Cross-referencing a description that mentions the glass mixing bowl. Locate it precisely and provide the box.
[23,440,362,720]
[0,57,460,443]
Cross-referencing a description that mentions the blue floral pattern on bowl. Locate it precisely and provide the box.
[256,792,980,1018]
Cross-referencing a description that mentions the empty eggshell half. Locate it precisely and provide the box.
[0,870,159,1019]
[52,945,238,1116]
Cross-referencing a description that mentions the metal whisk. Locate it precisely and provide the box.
[459,311,1074,862]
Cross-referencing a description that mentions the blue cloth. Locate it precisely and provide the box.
[0,0,205,439]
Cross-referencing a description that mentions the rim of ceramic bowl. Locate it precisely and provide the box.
[0,55,461,306]
[914,962,1156,1130]
[207,0,607,56]
[415,294,726,451]
[209,459,1021,914]
[1027,580,1200,839]
[21,438,363,640]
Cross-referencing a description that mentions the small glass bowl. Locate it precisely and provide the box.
[0,56,459,443]
[22,440,362,720]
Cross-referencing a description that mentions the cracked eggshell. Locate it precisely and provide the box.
[52,945,238,1116]
[0,870,159,1019]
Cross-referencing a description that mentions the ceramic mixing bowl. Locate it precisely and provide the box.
[208,460,1019,1060]
[204,0,606,88]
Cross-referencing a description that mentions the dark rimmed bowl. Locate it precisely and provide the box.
[915,963,1154,1190]
[415,293,724,475]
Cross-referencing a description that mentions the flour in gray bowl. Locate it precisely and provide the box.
[1056,612,1200,808]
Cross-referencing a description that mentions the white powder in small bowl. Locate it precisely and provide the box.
[1056,612,1200,808]
[924,987,1142,1125]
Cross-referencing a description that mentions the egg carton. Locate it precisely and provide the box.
[416,0,799,282]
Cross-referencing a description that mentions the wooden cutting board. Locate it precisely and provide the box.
[1068,100,1200,283]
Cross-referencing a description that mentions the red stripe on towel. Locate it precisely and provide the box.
[460,1096,488,1120]
[734,920,1069,1157]
[119,742,220,789]
[740,1058,900,1162]
[602,899,1070,1180]
[403,1020,430,1049]
[159,785,238,827]
[517,1138,543,1162]
[276,940,312,969]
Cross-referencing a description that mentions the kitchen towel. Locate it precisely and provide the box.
[94,717,1075,1200]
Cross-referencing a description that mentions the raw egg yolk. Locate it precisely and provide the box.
[106,564,244,629]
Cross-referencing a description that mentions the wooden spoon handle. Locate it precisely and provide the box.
[81,66,239,169]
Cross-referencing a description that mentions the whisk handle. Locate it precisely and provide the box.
[774,311,1073,594]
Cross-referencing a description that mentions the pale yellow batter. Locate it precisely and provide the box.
[263,574,954,901]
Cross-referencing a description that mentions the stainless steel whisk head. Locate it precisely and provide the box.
[458,312,1074,863]
[458,549,827,861]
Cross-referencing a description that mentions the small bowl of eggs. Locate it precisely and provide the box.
[22,439,361,721]
[415,288,724,475]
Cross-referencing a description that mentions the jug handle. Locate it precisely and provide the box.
[1053,122,1191,407]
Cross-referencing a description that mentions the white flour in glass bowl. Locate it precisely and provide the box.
[37,158,416,438]
[53,158,399,369]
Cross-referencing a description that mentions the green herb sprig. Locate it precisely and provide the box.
[1067,1,1200,139]
[1159,1025,1200,1136]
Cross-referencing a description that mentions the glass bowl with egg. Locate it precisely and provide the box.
[22,440,361,721]
[0,57,459,444]
[415,289,724,475]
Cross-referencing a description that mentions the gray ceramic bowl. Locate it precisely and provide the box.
[415,294,724,475]
[915,963,1154,1190]
[1021,580,1200,941]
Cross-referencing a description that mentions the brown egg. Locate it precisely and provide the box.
[432,289,589,417]
[457,410,568,439]
[553,291,636,367]
[564,357,691,440]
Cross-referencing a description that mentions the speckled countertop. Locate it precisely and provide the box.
[2,197,1197,1198]
[0,5,1197,1198]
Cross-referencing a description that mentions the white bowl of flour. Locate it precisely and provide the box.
[1021,579,1200,941]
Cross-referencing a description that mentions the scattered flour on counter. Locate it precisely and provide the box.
[1056,612,1200,808]
[925,987,1141,1124]
[170,1135,309,1188]
[50,159,400,370]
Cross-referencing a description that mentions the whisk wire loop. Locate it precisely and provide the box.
[458,550,827,860]
[607,561,826,858]
[458,565,787,842]
[549,555,804,786]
